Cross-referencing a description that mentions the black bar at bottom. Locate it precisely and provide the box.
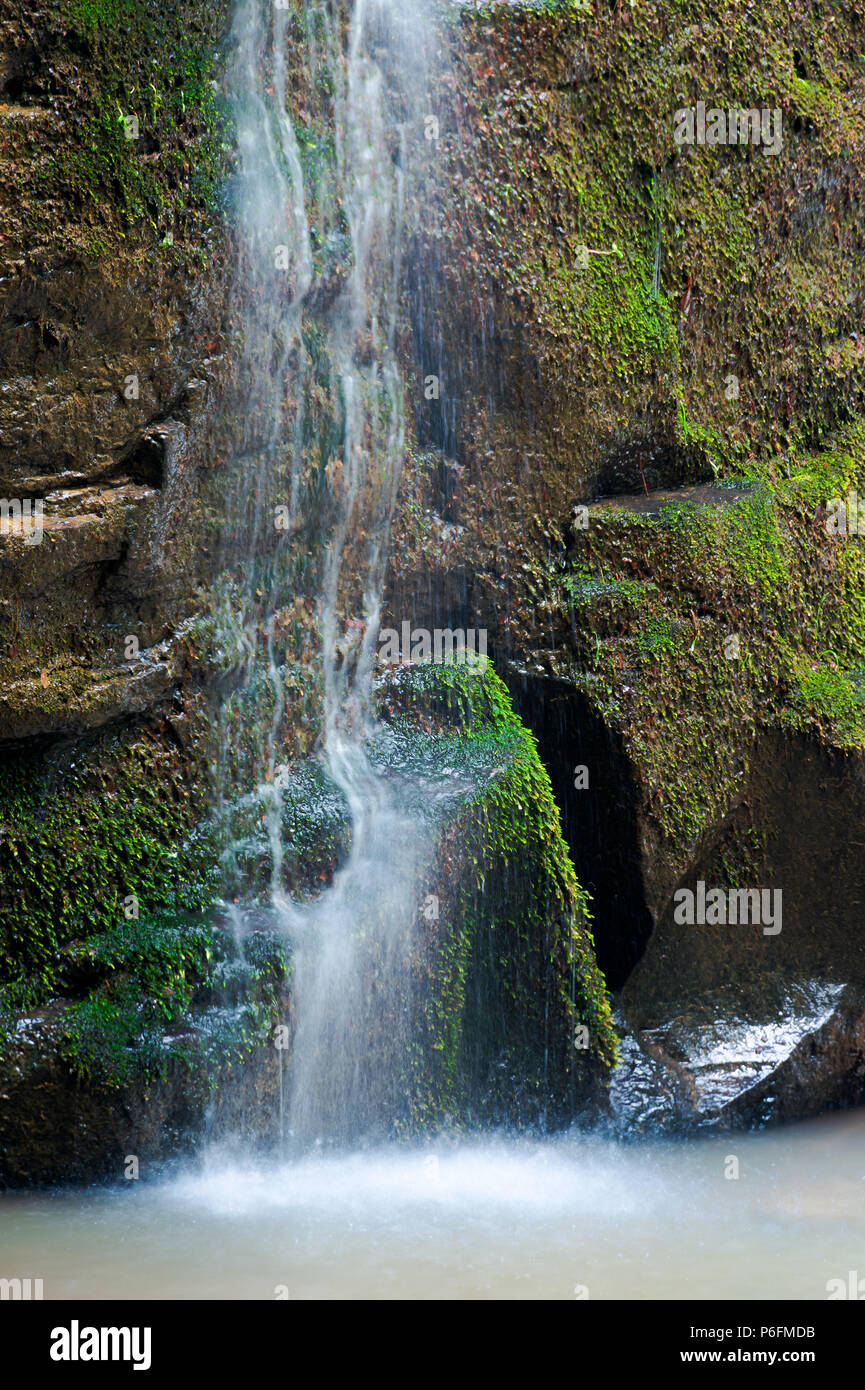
[3,1299,860,1376]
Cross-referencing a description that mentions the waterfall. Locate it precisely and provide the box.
[218,0,441,1145]
[216,0,313,918]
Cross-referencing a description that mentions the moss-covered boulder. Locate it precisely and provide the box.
[0,918,289,1186]
[368,661,616,1128]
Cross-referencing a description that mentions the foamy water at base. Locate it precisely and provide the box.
[3,1110,864,1300]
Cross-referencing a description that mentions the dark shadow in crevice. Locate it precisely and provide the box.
[592,436,714,499]
[119,433,167,489]
[505,668,653,989]
[1,47,44,104]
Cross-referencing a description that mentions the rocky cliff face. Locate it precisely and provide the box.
[387,1,865,1127]
[0,0,231,740]
[0,0,240,1181]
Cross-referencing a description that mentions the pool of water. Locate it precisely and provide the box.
[2,1110,864,1300]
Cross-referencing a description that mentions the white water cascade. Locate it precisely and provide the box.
[220,0,441,1145]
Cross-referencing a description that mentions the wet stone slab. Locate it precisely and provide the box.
[607,980,865,1134]
[587,482,755,518]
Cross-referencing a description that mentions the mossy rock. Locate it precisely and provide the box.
[367,661,617,1127]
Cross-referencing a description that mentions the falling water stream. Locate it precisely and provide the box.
[1,0,863,1301]
[216,0,438,1145]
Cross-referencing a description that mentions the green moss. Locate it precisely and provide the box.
[53,917,289,1089]
[659,486,789,602]
[581,253,678,383]
[67,0,134,31]
[376,662,617,1125]
[0,725,218,1003]
[44,0,231,259]
[551,421,865,851]
[786,659,865,747]
[635,612,687,663]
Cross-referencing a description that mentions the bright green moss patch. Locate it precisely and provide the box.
[375,662,617,1124]
[53,918,288,1089]
[635,612,687,664]
[785,660,865,748]
[67,0,134,31]
[580,253,678,383]
[0,725,218,1003]
[658,486,789,601]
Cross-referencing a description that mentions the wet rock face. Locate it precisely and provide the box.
[440,445,865,1132]
[394,3,865,657]
[624,735,865,1018]
[0,1002,284,1188]
[390,4,865,699]
[387,5,865,1133]
[385,6,865,1144]
[609,983,865,1135]
[0,0,232,742]
[609,735,865,1132]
